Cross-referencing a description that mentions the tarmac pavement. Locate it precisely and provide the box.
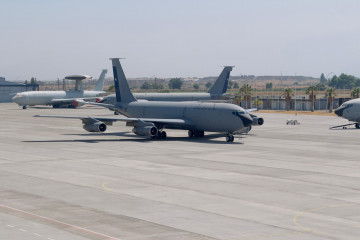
[1,103,360,240]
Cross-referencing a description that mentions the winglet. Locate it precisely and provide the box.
[208,66,234,95]
[110,58,136,103]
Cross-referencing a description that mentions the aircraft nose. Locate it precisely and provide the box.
[239,113,253,127]
[12,94,21,102]
[334,107,344,117]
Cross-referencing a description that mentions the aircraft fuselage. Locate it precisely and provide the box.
[116,101,252,133]
[12,90,105,106]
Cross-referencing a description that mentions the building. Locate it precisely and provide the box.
[0,77,39,103]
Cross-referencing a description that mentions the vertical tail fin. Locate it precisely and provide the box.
[110,58,136,103]
[208,66,233,95]
[93,69,107,91]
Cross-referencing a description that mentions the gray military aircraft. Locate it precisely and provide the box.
[99,66,233,104]
[332,98,360,129]
[35,59,264,142]
[12,69,107,109]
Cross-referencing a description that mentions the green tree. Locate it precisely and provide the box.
[168,78,183,89]
[233,82,239,89]
[232,95,243,106]
[315,83,326,91]
[239,84,252,109]
[253,98,262,110]
[193,83,199,90]
[205,82,212,89]
[351,87,360,99]
[282,88,293,111]
[325,87,336,113]
[152,82,164,89]
[306,85,318,112]
[320,73,327,84]
[108,85,115,92]
[30,77,37,84]
[141,82,151,89]
[329,73,360,89]
[24,80,28,84]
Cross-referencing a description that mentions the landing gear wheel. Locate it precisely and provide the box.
[22,106,27,109]
[160,131,167,139]
[188,130,194,137]
[198,131,204,137]
[356,123,360,129]
[226,134,234,142]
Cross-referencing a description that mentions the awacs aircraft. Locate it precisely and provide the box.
[331,98,360,129]
[35,59,264,142]
[12,69,107,109]
[99,66,233,105]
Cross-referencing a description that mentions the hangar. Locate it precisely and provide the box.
[0,77,39,102]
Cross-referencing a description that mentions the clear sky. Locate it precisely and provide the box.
[1,0,360,80]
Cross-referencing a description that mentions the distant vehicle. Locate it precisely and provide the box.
[35,58,264,142]
[286,119,300,125]
[12,69,107,109]
[331,98,360,129]
[98,66,233,105]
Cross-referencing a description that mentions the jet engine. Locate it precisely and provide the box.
[251,117,264,126]
[132,126,158,137]
[83,122,107,132]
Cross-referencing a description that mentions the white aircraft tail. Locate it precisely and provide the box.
[110,58,136,103]
[93,69,107,91]
[208,66,233,95]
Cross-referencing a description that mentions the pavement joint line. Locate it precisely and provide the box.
[293,203,359,234]
[0,204,122,240]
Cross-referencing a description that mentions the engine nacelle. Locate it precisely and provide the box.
[132,126,158,136]
[83,122,107,132]
[251,117,264,126]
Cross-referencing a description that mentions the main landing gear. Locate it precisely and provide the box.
[226,134,235,142]
[22,106,27,109]
[152,130,167,139]
[188,130,204,138]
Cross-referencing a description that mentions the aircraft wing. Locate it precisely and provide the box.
[34,115,193,127]
[50,98,101,105]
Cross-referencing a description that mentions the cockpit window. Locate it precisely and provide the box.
[232,110,247,117]
[341,103,352,108]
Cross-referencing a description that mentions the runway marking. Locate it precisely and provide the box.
[0,204,122,240]
[33,232,42,237]
[7,224,14,228]
[19,228,27,232]
[293,203,359,234]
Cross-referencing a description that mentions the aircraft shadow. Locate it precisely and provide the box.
[329,128,360,131]
[23,133,245,145]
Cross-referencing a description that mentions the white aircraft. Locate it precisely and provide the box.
[98,66,233,104]
[332,98,360,129]
[12,69,107,109]
[35,58,264,142]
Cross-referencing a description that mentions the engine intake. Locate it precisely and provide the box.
[83,122,107,132]
[251,117,264,126]
[132,126,158,136]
